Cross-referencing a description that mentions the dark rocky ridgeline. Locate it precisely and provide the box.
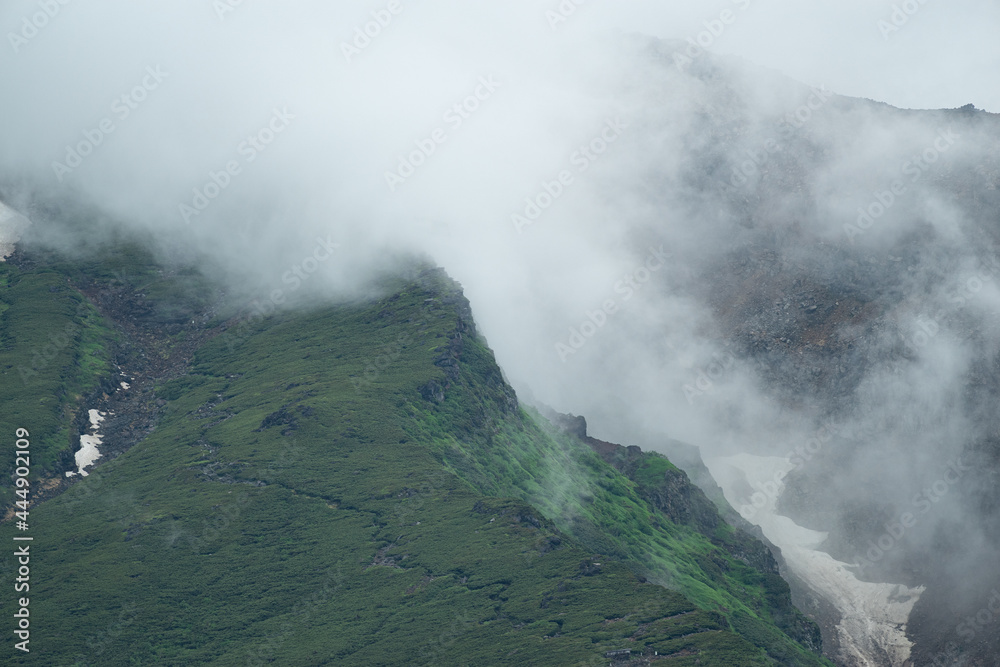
[544,409,826,657]
[564,414,724,535]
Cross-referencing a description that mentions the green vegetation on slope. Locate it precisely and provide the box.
[1,250,828,666]
[396,281,824,664]
[0,262,115,506]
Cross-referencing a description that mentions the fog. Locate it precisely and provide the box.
[2,2,999,664]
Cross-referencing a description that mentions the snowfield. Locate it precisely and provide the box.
[705,453,923,667]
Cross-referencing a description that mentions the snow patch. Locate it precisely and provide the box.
[0,200,30,261]
[704,453,923,667]
[68,409,107,477]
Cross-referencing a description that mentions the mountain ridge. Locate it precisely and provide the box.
[0,237,829,665]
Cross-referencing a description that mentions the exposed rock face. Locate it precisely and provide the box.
[545,410,824,655]
[414,268,518,419]
[5,243,226,501]
[644,75,1000,663]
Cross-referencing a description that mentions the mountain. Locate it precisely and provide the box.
[0,233,829,665]
[522,39,1000,666]
[651,52,1000,666]
[3,34,1000,667]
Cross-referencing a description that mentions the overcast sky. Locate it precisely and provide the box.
[597,0,1000,113]
[2,1,996,114]
[1,0,996,419]
[1,0,997,436]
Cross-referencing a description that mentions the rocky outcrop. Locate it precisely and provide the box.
[545,410,823,654]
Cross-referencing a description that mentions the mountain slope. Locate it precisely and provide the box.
[1,239,828,665]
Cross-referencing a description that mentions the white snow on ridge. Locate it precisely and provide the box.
[704,453,923,667]
[0,200,30,261]
[66,409,107,477]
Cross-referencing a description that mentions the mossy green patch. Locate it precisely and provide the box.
[0,263,115,505]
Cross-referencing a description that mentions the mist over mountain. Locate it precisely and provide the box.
[2,2,1000,665]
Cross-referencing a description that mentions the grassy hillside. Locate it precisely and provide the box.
[0,261,114,508]
[0,243,829,665]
